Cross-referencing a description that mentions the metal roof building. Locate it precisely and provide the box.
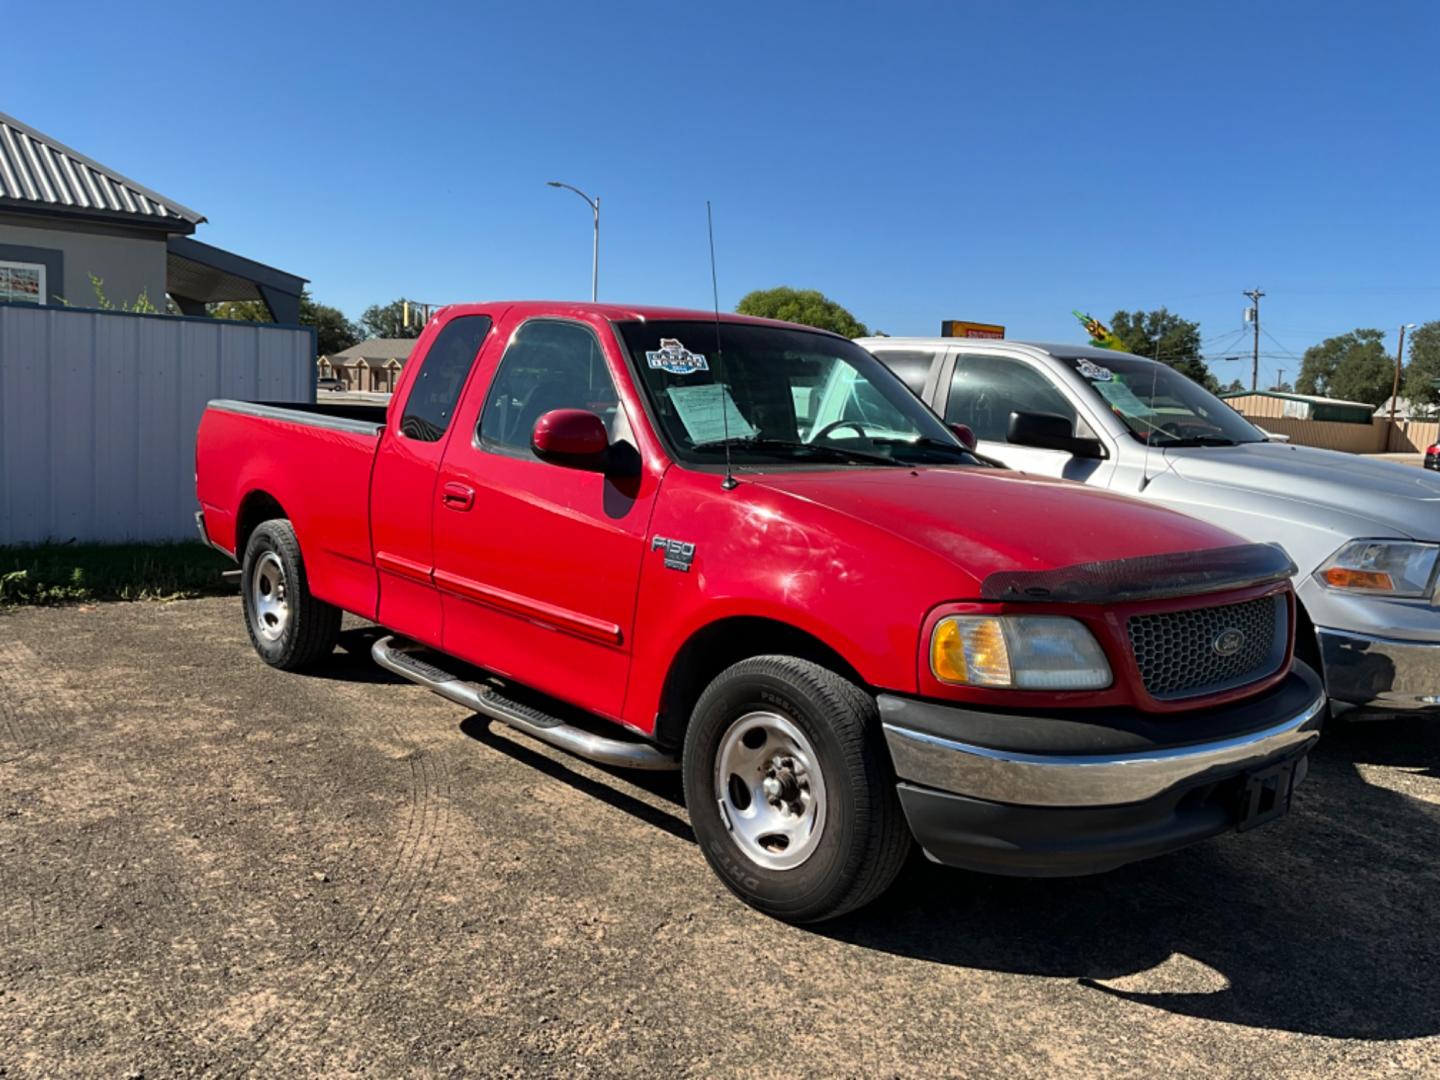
[0,111,305,323]
[1220,389,1376,424]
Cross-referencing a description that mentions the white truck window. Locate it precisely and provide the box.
[944,354,1078,443]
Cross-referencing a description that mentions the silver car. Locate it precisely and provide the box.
[860,336,1440,718]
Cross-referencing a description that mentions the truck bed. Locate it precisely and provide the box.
[216,399,389,433]
[196,398,385,618]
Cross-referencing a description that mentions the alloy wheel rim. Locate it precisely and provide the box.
[715,710,827,871]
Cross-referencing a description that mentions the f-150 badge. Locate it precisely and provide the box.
[651,535,696,572]
[646,338,708,375]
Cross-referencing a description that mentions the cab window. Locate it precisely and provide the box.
[868,349,937,396]
[399,315,492,442]
[478,320,625,453]
[944,353,1081,443]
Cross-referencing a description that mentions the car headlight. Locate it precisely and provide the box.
[1315,540,1440,598]
[930,615,1112,690]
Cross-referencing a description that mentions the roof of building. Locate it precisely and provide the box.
[1218,389,1375,408]
[0,111,204,230]
[330,338,417,362]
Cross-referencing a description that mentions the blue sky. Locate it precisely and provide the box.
[9,0,1437,386]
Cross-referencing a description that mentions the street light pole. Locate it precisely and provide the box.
[546,181,599,302]
[1388,322,1417,426]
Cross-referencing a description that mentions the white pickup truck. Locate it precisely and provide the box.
[859,336,1440,719]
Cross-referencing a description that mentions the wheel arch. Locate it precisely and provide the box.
[235,489,290,559]
[653,615,867,751]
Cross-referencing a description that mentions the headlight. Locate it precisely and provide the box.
[930,615,1112,690]
[1315,540,1440,598]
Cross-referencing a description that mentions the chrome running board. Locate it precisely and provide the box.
[371,635,679,771]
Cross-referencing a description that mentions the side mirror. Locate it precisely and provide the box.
[1007,411,1105,459]
[947,422,978,451]
[532,408,610,468]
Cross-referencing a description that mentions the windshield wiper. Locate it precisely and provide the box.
[1153,435,1240,447]
[697,437,906,467]
[871,435,974,460]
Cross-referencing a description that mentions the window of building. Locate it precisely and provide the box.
[0,261,45,305]
[399,315,493,442]
[478,319,623,453]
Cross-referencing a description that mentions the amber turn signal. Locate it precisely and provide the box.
[1321,567,1394,591]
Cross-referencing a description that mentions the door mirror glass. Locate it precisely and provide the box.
[532,408,610,467]
[1007,411,1105,459]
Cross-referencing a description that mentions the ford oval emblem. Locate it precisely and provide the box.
[1213,628,1246,657]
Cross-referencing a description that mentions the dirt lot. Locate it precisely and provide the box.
[2,598,1438,1077]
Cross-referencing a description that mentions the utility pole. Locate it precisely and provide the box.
[1388,323,1417,425]
[1243,288,1265,391]
[1275,368,1286,390]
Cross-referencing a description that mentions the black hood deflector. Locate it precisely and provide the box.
[980,543,1297,605]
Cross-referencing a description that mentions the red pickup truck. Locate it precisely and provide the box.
[196,301,1325,922]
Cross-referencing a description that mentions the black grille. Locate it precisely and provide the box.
[1128,595,1285,700]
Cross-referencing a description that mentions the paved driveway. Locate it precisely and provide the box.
[2,599,1438,1076]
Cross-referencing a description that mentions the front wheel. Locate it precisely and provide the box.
[682,656,911,923]
[241,518,341,670]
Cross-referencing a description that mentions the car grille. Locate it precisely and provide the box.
[1127,594,1286,700]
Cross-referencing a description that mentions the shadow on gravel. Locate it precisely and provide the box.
[304,627,407,685]
[821,719,1440,1041]
[302,642,1438,1040]
[458,715,692,843]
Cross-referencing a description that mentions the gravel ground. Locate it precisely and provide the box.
[1,598,1438,1077]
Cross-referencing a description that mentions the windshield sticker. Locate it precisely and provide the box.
[667,384,756,445]
[646,338,709,375]
[1093,378,1155,416]
[1076,357,1114,382]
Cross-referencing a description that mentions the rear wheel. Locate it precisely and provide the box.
[241,519,340,670]
[682,656,911,923]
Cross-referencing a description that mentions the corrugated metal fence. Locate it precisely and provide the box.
[0,303,313,544]
[1245,415,1391,454]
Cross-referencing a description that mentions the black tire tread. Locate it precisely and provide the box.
[242,519,341,671]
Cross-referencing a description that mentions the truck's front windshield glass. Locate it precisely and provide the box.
[616,320,978,468]
[1061,354,1266,447]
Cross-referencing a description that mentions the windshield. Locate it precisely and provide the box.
[616,321,979,468]
[1061,354,1266,446]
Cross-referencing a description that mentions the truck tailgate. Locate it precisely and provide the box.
[196,400,384,619]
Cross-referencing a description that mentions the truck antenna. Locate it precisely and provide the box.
[707,201,738,491]
[1138,352,1160,492]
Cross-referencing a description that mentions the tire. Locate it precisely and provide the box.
[682,656,911,923]
[241,518,341,671]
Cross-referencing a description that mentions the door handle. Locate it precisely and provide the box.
[441,482,475,511]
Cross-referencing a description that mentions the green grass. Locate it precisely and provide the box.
[0,542,236,607]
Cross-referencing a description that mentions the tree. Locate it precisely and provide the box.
[1108,308,1218,392]
[1295,329,1393,406]
[1401,321,1440,418]
[1269,380,1294,393]
[1221,378,1246,394]
[303,297,362,356]
[735,287,868,338]
[210,291,361,357]
[360,298,425,340]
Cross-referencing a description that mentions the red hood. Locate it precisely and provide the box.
[747,466,1244,588]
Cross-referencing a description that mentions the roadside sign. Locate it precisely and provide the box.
[941,320,1005,339]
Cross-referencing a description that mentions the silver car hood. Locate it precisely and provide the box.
[1162,441,1440,541]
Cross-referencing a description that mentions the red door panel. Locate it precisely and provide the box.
[371,312,497,646]
[431,316,661,721]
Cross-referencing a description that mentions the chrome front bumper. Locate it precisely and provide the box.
[1319,628,1440,713]
[881,670,1326,809]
